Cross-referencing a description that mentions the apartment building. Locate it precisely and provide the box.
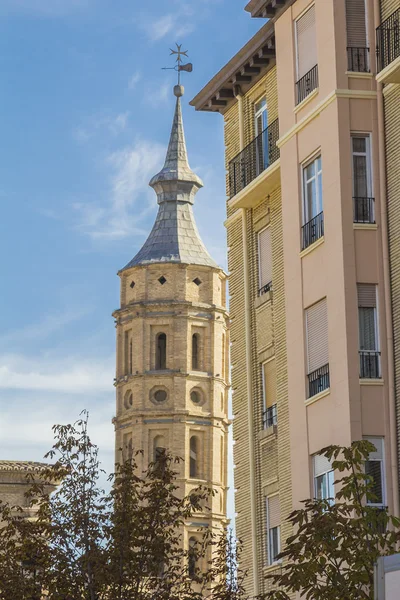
[191,0,400,595]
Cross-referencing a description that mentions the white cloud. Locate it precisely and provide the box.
[141,13,195,42]
[0,353,113,393]
[128,71,141,90]
[73,112,130,144]
[74,138,165,240]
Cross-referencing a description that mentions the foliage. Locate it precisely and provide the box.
[265,441,400,600]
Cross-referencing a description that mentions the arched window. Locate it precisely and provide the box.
[192,334,199,370]
[156,333,167,370]
[124,390,133,410]
[153,435,166,463]
[190,436,199,478]
[188,537,198,580]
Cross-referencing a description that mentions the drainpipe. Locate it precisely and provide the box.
[373,0,400,516]
[241,207,259,595]
[234,85,245,151]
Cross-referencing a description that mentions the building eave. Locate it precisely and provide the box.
[190,21,276,114]
[245,0,294,19]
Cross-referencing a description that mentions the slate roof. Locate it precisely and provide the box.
[121,86,219,271]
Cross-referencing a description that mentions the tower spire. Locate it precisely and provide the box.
[121,85,217,271]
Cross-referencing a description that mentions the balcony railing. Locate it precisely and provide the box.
[263,403,277,429]
[296,65,318,105]
[259,280,272,297]
[359,350,381,379]
[376,7,400,72]
[353,197,375,224]
[347,47,370,72]
[229,119,280,198]
[308,364,330,398]
[301,211,324,250]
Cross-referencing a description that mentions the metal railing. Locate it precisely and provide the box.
[308,364,330,398]
[347,47,370,72]
[376,7,400,72]
[353,197,375,224]
[259,281,272,297]
[296,65,319,105]
[359,350,381,379]
[263,403,277,429]
[301,211,324,250]
[229,119,280,198]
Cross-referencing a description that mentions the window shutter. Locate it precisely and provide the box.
[314,454,332,477]
[258,228,272,288]
[296,5,317,79]
[263,359,276,408]
[346,0,367,47]
[364,437,384,460]
[357,284,377,307]
[306,298,328,373]
[267,495,280,529]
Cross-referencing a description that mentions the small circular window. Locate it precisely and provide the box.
[154,389,167,403]
[191,390,201,404]
[124,391,133,409]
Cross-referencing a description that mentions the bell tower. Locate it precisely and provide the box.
[113,84,229,545]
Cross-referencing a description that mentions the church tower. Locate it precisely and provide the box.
[113,84,229,547]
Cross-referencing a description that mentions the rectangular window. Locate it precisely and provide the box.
[364,437,385,506]
[306,298,329,397]
[266,495,281,565]
[313,454,334,502]
[262,359,277,429]
[352,135,374,223]
[254,98,269,174]
[346,0,369,72]
[358,284,381,378]
[302,155,323,249]
[258,227,272,295]
[295,5,318,103]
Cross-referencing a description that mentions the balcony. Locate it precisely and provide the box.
[347,47,370,73]
[359,350,381,379]
[353,197,375,224]
[296,65,318,105]
[308,364,330,398]
[263,403,277,429]
[376,7,400,84]
[301,211,324,250]
[229,119,279,199]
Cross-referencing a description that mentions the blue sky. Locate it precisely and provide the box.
[0,0,259,495]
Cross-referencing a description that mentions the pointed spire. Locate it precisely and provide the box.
[149,85,203,204]
[120,85,218,271]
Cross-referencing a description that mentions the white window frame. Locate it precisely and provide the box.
[358,285,380,353]
[254,97,268,136]
[266,496,281,566]
[313,456,335,503]
[351,133,373,200]
[302,154,323,224]
[365,437,386,508]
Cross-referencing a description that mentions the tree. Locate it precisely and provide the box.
[265,441,400,600]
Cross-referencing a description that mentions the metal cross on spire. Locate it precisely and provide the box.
[162,42,193,85]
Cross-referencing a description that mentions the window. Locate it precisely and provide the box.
[295,5,318,104]
[188,537,198,579]
[192,334,199,370]
[153,435,166,463]
[358,284,381,378]
[262,359,277,429]
[124,331,132,375]
[254,98,268,173]
[346,0,369,72]
[255,97,268,135]
[124,390,133,410]
[305,298,329,397]
[156,333,167,370]
[302,156,323,249]
[266,495,281,565]
[258,227,272,296]
[364,437,385,507]
[190,436,199,478]
[313,454,334,502]
[352,135,374,223]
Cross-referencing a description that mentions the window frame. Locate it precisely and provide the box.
[294,3,317,80]
[254,97,268,136]
[313,455,335,503]
[358,285,380,353]
[302,153,323,224]
[261,358,277,429]
[365,437,386,508]
[351,133,373,200]
[265,495,281,566]
[257,226,272,292]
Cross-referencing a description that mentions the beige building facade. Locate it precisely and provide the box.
[113,85,230,564]
[192,0,400,595]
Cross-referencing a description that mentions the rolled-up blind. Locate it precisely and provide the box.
[357,283,377,307]
[267,495,280,529]
[296,5,317,79]
[263,359,276,408]
[346,0,367,47]
[306,298,328,374]
[258,228,272,288]
[314,454,332,477]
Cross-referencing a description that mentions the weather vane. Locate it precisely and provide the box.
[162,43,193,85]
